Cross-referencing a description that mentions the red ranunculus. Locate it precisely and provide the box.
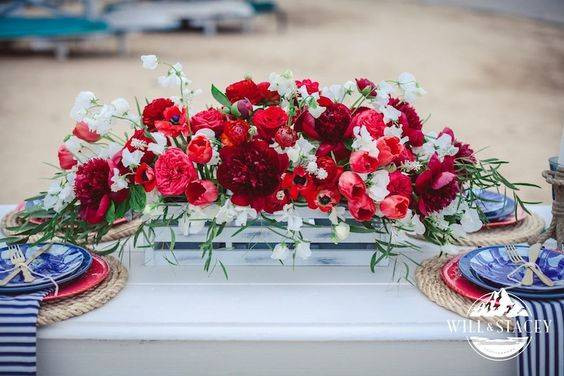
[346,108,385,139]
[73,121,101,142]
[415,154,459,216]
[225,79,262,105]
[217,139,289,211]
[315,102,351,142]
[348,194,376,222]
[296,79,319,94]
[257,82,280,104]
[142,98,174,131]
[387,171,412,199]
[155,148,197,196]
[185,179,218,206]
[355,78,377,97]
[58,145,76,170]
[380,195,410,219]
[274,126,298,148]
[349,151,379,173]
[314,189,341,212]
[190,108,225,135]
[222,119,249,146]
[338,171,366,201]
[376,136,404,166]
[187,135,213,164]
[155,105,189,138]
[134,163,156,192]
[252,106,288,140]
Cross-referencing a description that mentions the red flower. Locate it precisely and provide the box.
[142,98,174,131]
[349,151,379,174]
[348,194,376,222]
[222,119,249,146]
[439,127,476,165]
[346,108,385,139]
[134,163,156,192]
[314,156,340,187]
[281,166,316,200]
[314,189,341,212]
[355,78,377,97]
[225,79,262,105]
[217,140,289,211]
[234,99,254,119]
[414,154,459,216]
[187,135,213,164]
[380,195,410,219]
[185,179,218,206]
[338,171,366,201]
[376,136,404,166]
[73,121,100,142]
[58,145,76,170]
[155,105,189,138]
[315,102,351,142]
[296,79,319,94]
[388,98,423,147]
[257,82,280,104]
[274,126,298,148]
[387,171,412,199]
[124,129,155,166]
[263,189,290,214]
[394,147,415,166]
[252,106,288,140]
[190,108,225,135]
[155,148,197,196]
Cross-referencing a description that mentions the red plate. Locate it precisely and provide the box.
[43,254,109,302]
[440,255,489,302]
[483,208,526,229]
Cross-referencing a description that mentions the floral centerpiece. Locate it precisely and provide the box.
[8,55,533,273]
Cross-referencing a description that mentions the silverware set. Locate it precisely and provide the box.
[0,244,52,286]
[505,243,554,287]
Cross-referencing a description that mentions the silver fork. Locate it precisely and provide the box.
[10,245,35,283]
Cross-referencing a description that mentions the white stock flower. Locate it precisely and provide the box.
[271,243,290,260]
[147,132,167,155]
[70,91,96,121]
[334,221,350,242]
[285,136,316,164]
[121,148,144,168]
[141,55,158,70]
[414,132,458,161]
[268,70,296,97]
[43,173,75,212]
[295,242,312,260]
[352,126,379,157]
[367,170,390,202]
[110,168,128,192]
[397,72,426,103]
[273,204,303,232]
[111,98,130,116]
[322,84,346,103]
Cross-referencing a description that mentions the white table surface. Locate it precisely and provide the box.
[0,204,551,376]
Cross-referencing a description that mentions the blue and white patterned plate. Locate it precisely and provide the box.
[0,243,85,288]
[472,189,516,221]
[465,245,564,291]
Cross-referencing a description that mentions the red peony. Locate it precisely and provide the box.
[217,140,289,211]
[376,136,404,166]
[225,79,262,105]
[222,119,249,146]
[338,171,366,201]
[73,121,100,142]
[155,105,189,138]
[252,106,288,140]
[190,108,225,135]
[315,102,351,142]
[185,179,218,206]
[348,194,376,222]
[387,171,412,199]
[380,195,410,219]
[275,126,298,148]
[58,145,76,170]
[154,148,197,196]
[349,151,379,174]
[296,79,319,94]
[134,163,156,192]
[142,98,174,131]
[257,82,280,104]
[414,154,459,216]
[187,135,213,164]
[346,108,385,139]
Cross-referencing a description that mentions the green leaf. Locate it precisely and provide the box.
[105,201,116,224]
[211,84,232,107]
[130,185,147,212]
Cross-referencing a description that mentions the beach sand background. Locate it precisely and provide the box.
[0,0,562,204]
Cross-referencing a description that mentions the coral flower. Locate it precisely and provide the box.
[185,179,218,206]
[348,194,376,222]
[380,195,410,219]
[154,148,197,196]
[338,171,366,201]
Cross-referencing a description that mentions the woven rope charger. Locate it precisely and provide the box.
[38,255,128,326]
[416,255,513,330]
[0,210,142,244]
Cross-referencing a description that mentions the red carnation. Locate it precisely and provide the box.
[142,98,174,131]
[134,163,156,192]
[315,102,351,142]
[346,108,385,139]
[190,108,225,135]
[154,148,197,196]
[414,154,459,216]
[252,106,288,140]
[388,98,423,147]
[225,79,262,105]
[296,79,319,94]
[387,171,412,199]
[217,139,289,211]
[155,105,189,138]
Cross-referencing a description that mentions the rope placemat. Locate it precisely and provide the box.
[415,255,513,330]
[38,255,128,326]
[0,210,142,244]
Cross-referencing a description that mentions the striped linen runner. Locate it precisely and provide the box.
[0,291,48,376]
[517,299,564,376]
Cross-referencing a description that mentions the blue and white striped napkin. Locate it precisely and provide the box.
[517,299,564,376]
[0,291,49,376]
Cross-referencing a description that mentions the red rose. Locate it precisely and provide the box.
[380,195,410,219]
[296,79,319,94]
[185,179,218,206]
[355,78,377,97]
[387,171,412,199]
[190,108,225,135]
[222,119,249,146]
[58,145,76,170]
[155,148,197,196]
[142,98,174,131]
[315,102,351,142]
[274,126,298,148]
[349,151,379,174]
[225,79,262,105]
[257,82,280,104]
[338,171,366,201]
[346,108,385,139]
[314,189,341,212]
[348,194,376,222]
[73,121,101,142]
[415,154,459,216]
[217,139,289,211]
[376,136,404,166]
[134,163,156,192]
[155,105,189,138]
[187,135,213,164]
[252,106,288,140]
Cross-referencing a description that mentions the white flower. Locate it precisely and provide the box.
[384,125,408,144]
[111,98,130,116]
[329,206,346,225]
[307,103,326,119]
[400,160,423,173]
[379,104,402,123]
[98,142,122,159]
[374,81,395,107]
[178,205,217,235]
[295,242,312,260]
[322,84,346,103]
[367,170,390,202]
[397,72,426,104]
[315,168,328,180]
[460,208,482,233]
[121,148,144,168]
[195,128,216,139]
[64,136,83,155]
[84,104,115,136]
[234,205,257,226]
[268,70,296,97]
[273,204,303,232]
[271,243,290,260]
[110,168,129,192]
[147,132,167,155]
[284,136,316,164]
[158,74,181,88]
[414,132,458,161]
[141,54,158,70]
[70,91,97,121]
[43,173,75,212]
[352,126,379,157]
[334,221,350,242]
[215,201,257,226]
[306,160,318,174]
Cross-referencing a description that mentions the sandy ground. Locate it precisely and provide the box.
[0,0,562,204]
